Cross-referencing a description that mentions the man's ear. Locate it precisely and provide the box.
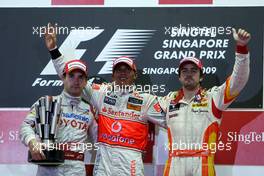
[111,73,114,82]
[199,74,204,82]
[62,73,67,81]
[134,72,137,80]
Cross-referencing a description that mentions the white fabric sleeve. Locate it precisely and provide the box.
[19,102,38,146]
[88,118,98,144]
[211,52,250,110]
[52,55,66,79]
[143,94,167,128]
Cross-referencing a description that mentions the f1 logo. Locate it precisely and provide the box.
[40,29,104,75]
[40,29,155,75]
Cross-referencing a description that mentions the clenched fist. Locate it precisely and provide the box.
[232,28,251,46]
[44,23,57,50]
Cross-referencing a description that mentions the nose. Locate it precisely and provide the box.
[72,76,81,83]
[184,70,193,76]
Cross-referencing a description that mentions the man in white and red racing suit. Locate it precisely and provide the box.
[52,54,166,176]
[44,23,167,175]
[20,60,98,176]
[159,28,251,176]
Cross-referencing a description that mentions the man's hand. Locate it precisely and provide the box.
[28,139,46,160]
[44,23,57,50]
[232,28,251,46]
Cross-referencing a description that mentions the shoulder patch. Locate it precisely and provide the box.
[92,83,101,90]
[168,91,179,99]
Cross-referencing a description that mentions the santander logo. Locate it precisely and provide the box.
[101,107,140,120]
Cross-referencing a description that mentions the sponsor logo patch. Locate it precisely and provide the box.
[128,97,143,105]
[192,103,208,108]
[127,103,142,111]
[169,103,180,112]
[101,107,141,119]
[104,96,116,105]
[61,112,90,123]
[153,102,162,112]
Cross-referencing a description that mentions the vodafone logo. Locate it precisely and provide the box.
[32,29,155,87]
[111,121,122,133]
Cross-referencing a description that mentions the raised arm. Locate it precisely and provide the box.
[212,28,251,110]
[44,23,103,109]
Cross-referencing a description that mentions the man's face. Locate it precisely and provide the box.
[112,63,136,86]
[63,70,87,97]
[179,63,201,91]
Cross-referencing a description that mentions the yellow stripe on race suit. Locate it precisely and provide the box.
[202,122,219,176]
[163,128,173,176]
[163,157,172,176]
[224,76,239,104]
[207,132,217,176]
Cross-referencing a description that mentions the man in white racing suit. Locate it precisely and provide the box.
[44,24,166,176]
[20,60,98,176]
[160,28,251,176]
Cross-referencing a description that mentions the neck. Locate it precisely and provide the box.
[182,86,200,102]
[63,90,81,98]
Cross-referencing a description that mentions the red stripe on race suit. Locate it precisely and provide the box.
[212,99,222,119]
[169,149,212,157]
[97,114,148,151]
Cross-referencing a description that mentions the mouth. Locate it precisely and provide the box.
[119,77,127,81]
[185,78,193,81]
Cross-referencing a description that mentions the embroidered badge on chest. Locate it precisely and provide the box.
[127,97,143,111]
[169,103,180,112]
[104,96,116,105]
[128,97,143,105]
[127,103,142,111]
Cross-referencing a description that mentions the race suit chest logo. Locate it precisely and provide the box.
[169,103,180,112]
[192,94,209,113]
[98,114,149,151]
[58,112,90,130]
[127,97,143,111]
[103,96,116,105]
[101,121,135,145]
[128,97,143,105]
[111,121,122,133]
[101,107,140,120]
[168,103,180,119]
